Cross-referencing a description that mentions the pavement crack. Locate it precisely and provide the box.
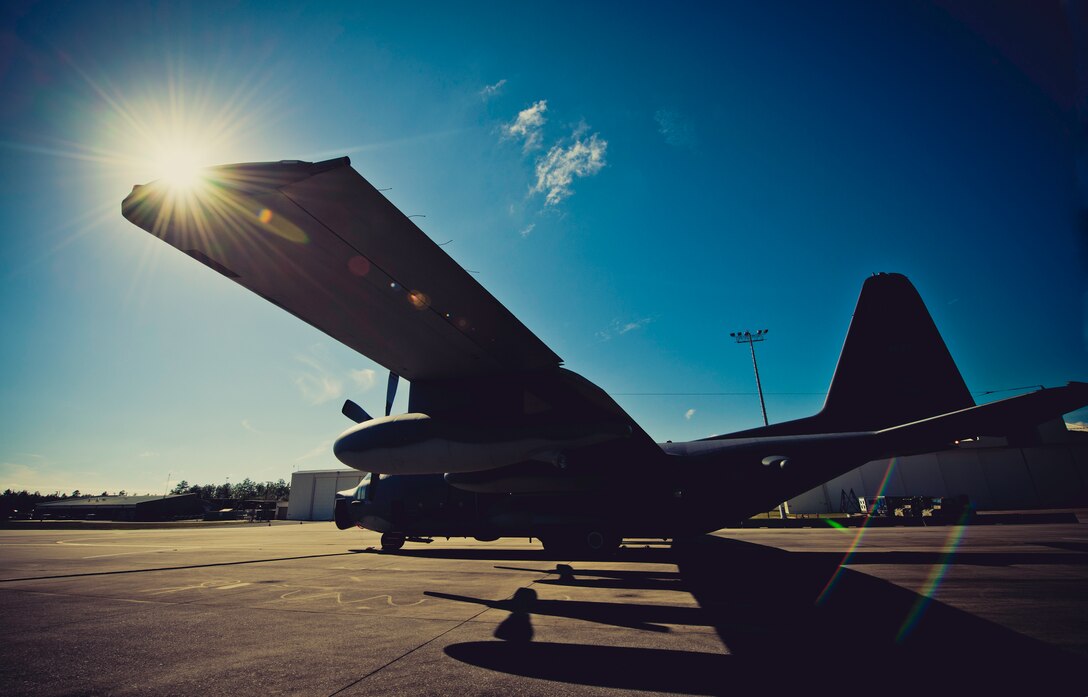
[326,602,494,696]
[0,551,359,582]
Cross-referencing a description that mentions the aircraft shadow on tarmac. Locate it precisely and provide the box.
[349,545,675,562]
[433,536,1084,695]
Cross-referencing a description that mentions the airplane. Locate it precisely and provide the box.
[121,157,1088,554]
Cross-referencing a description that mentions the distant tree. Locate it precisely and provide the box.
[71,489,81,498]
[234,477,258,500]
[170,480,190,495]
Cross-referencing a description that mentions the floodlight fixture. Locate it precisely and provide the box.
[730,328,770,426]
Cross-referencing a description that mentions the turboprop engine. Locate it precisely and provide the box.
[333,412,631,475]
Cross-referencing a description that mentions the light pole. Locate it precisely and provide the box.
[730,328,789,519]
[729,329,769,427]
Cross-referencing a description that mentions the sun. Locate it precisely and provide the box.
[151,141,209,191]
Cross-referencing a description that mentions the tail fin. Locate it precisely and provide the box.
[716,273,974,438]
[820,272,974,431]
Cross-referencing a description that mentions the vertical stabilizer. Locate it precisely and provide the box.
[820,273,974,430]
[709,273,976,440]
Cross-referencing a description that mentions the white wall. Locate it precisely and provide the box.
[288,470,366,521]
[788,443,1088,514]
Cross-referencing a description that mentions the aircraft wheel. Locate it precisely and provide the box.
[539,535,574,555]
[584,530,620,554]
[541,530,618,557]
[380,532,405,551]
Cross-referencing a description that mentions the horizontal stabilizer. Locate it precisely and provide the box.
[878,382,1088,451]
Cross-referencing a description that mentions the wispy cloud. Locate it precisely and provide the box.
[596,316,653,341]
[293,353,344,405]
[480,78,507,99]
[241,419,263,434]
[654,108,695,149]
[295,439,334,463]
[138,451,159,458]
[618,317,651,334]
[350,368,376,391]
[519,223,535,238]
[501,101,608,207]
[292,345,379,407]
[684,408,696,420]
[532,130,607,206]
[503,100,548,152]
[1,455,101,494]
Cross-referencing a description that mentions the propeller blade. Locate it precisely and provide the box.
[386,372,400,417]
[341,399,372,424]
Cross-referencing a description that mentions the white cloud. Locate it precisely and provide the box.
[654,108,695,148]
[241,419,262,434]
[138,451,160,458]
[519,223,535,238]
[684,408,696,420]
[619,318,652,334]
[532,131,607,206]
[350,368,377,390]
[293,353,344,405]
[596,316,653,341]
[504,100,548,152]
[480,79,507,99]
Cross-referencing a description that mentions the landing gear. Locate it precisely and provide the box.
[380,531,405,551]
[540,530,620,557]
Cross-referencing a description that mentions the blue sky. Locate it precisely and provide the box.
[1,1,1085,494]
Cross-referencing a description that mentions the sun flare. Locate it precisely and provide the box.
[152,143,208,190]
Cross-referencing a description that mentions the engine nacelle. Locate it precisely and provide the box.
[333,412,630,475]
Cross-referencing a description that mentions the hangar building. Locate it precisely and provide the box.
[788,420,1088,514]
[288,469,366,521]
[35,493,206,521]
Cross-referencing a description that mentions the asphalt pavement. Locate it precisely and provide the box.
[1,521,1085,695]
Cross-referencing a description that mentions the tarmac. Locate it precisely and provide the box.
[0,521,1085,695]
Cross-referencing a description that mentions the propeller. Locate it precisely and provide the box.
[386,372,400,417]
[341,399,372,424]
[340,370,399,512]
[341,370,399,424]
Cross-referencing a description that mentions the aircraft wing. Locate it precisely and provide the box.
[121,158,561,381]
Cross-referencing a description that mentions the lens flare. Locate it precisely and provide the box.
[895,509,972,642]
[815,457,900,605]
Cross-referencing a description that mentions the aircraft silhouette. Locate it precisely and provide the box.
[122,158,1087,554]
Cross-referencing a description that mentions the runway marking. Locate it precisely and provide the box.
[138,577,425,608]
[144,579,246,595]
[274,589,424,608]
[57,541,200,549]
[83,549,174,559]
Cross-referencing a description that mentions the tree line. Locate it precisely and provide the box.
[2,478,291,519]
[170,478,290,501]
